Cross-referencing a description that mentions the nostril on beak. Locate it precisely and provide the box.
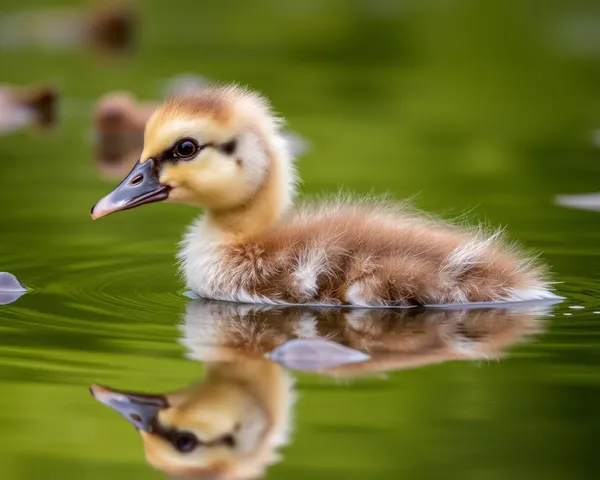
[130,174,143,186]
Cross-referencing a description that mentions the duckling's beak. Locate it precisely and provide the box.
[90,383,169,432]
[91,159,170,219]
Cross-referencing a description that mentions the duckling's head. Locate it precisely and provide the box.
[91,85,296,227]
[90,361,293,478]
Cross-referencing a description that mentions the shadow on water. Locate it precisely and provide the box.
[90,299,560,479]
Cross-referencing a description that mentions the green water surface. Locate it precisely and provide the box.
[1,0,600,478]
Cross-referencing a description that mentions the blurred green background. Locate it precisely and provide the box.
[1,0,600,478]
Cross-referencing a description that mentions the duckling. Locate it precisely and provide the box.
[86,3,137,55]
[90,355,294,479]
[0,84,58,135]
[91,85,559,307]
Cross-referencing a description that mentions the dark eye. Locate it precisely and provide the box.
[173,432,198,453]
[220,139,237,155]
[174,139,198,159]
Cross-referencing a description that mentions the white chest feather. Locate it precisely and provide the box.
[177,216,285,304]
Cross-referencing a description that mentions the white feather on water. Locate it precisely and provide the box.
[0,272,28,305]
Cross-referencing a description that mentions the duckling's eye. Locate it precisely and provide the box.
[220,139,237,155]
[174,139,198,159]
[172,431,198,453]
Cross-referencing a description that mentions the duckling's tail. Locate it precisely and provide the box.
[440,228,563,305]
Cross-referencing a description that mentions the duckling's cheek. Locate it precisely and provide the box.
[164,187,193,204]
[159,163,190,187]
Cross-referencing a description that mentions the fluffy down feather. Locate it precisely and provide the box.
[179,196,556,307]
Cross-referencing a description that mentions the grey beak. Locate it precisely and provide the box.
[91,159,170,219]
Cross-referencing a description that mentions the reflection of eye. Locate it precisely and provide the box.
[173,431,198,453]
[174,139,198,159]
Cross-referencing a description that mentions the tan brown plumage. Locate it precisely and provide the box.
[92,84,560,306]
[183,198,552,306]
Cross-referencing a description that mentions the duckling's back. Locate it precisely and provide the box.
[180,198,557,306]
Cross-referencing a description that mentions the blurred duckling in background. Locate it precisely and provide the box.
[91,85,559,307]
[92,91,154,178]
[0,3,136,56]
[92,76,309,180]
[90,299,554,479]
[0,84,58,135]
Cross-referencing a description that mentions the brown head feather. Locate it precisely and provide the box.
[154,85,276,127]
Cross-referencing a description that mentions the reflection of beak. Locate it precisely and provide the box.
[91,159,170,219]
[90,383,169,432]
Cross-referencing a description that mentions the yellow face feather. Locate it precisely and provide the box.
[137,106,271,218]
[142,84,268,163]
[90,84,295,235]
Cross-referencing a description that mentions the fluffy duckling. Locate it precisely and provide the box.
[0,84,58,135]
[91,85,558,307]
[90,356,294,479]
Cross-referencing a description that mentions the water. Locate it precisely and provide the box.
[1,0,600,478]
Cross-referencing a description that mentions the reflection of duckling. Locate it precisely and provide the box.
[91,299,558,478]
[91,85,559,306]
[0,84,58,134]
[91,354,294,479]
[181,298,559,376]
